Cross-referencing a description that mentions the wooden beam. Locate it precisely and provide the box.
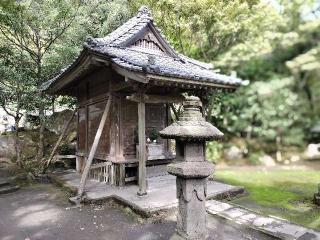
[137,99,147,196]
[127,93,185,104]
[91,55,111,66]
[169,103,180,121]
[147,74,237,89]
[55,155,76,159]
[112,64,148,83]
[110,81,130,92]
[77,95,112,198]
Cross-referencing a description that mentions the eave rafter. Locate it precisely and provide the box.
[126,93,185,104]
[146,74,237,92]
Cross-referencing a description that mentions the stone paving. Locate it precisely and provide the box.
[51,170,244,216]
[51,170,320,239]
[206,200,320,240]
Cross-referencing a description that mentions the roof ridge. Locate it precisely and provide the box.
[85,6,185,61]
[88,6,153,47]
[136,6,152,18]
[107,45,180,59]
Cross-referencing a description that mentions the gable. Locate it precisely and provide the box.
[89,6,177,57]
[123,22,178,57]
[129,29,168,55]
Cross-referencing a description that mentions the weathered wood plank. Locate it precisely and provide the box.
[77,95,112,197]
[137,100,147,195]
[127,93,184,104]
[112,64,148,83]
[90,162,112,169]
[119,164,126,187]
[125,176,137,182]
[55,155,77,159]
[169,103,180,121]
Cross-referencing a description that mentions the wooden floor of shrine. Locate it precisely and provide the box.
[51,169,244,216]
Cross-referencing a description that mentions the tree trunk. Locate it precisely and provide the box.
[52,97,55,114]
[14,117,22,167]
[37,104,45,162]
[36,55,45,162]
[276,135,282,162]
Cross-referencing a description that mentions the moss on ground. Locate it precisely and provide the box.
[215,169,320,230]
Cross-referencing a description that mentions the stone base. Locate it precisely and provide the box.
[50,171,244,216]
[170,232,185,240]
[75,156,85,173]
[0,185,20,194]
[175,177,208,240]
[137,190,147,196]
[69,196,83,206]
[170,232,211,240]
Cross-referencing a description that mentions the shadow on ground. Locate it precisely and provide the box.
[0,183,275,240]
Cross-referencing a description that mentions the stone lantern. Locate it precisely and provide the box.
[160,96,223,240]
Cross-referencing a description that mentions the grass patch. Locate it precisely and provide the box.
[215,169,320,230]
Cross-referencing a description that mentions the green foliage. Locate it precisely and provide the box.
[248,152,264,165]
[55,96,77,109]
[206,142,223,163]
[1,0,319,166]
[0,0,132,164]
[150,128,159,141]
[0,47,35,117]
[129,0,279,60]
[128,0,320,161]
[210,78,310,147]
[0,0,132,113]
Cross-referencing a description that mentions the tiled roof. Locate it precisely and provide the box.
[91,6,154,47]
[87,45,241,86]
[43,6,242,92]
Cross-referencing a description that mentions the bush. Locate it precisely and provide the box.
[57,144,74,155]
[206,142,223,163]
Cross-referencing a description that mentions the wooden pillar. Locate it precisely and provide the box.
[137,100,147,196]
[115,96,124,161]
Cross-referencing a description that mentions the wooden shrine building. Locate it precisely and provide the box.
[43,6,242,196]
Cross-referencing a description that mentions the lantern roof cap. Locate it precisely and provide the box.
[159,96,223,141]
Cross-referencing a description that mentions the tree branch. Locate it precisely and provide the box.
[1,103,16,118]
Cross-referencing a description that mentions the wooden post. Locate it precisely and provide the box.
[169,103,180,121]
[137,100,147,196]
[77,95,112,197]
[43,109,76,172]
[119,163,125,187]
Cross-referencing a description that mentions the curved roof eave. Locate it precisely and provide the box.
[43,48,241,95]
[43,49,113,94]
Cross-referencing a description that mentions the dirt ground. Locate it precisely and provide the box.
[0,182,276,240]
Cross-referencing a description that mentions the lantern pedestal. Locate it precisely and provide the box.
[160,96,223,240]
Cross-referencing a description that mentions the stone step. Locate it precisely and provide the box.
[0,185,20,194]
[206,200,320,240]
[0,180,10,188]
